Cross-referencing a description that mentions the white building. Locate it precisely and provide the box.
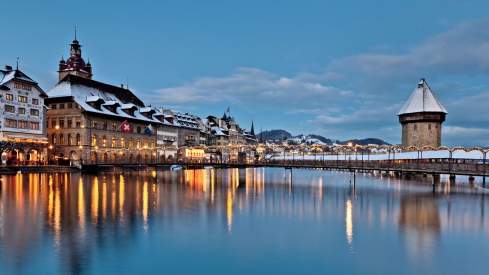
[0,65,47,164]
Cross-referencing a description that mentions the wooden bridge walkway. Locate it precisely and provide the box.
[88,158,489,177]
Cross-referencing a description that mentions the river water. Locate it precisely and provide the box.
[0,168,488,275]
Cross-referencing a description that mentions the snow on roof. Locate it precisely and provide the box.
[398,79,447,115]
[48,81,163,124]
[86,95,103,103]
[139,107,153,113]
[211,126,228,136]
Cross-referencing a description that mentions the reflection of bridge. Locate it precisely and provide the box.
[90,158,489,178]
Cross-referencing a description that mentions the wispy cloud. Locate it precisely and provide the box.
[149,18,489,146]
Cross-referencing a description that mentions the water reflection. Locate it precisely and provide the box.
[0,169,488,275]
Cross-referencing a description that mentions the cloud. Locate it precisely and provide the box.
[331,18,489,80]
[152,67,349,105]
[149,18,489,146]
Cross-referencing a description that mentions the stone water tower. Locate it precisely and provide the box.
[398,79,447,147]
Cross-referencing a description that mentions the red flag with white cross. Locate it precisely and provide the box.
[120,120,132,133]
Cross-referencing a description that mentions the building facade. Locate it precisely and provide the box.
[0,65,47,164]
[46,37,164,165]
[398,79,447,148]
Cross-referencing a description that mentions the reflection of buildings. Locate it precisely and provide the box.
[2,170,489,273]
[398,195,441,263]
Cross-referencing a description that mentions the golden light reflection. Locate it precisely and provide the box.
[91,176,99,224]
[78,177,85,231]
[345,199,353,246]
[143,181,148,231]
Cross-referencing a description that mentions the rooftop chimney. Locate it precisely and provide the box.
[4,65,12,71]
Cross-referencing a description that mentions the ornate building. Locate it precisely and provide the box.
[0,65,48,164]
[398,79,447,147]
[46,37,164,165]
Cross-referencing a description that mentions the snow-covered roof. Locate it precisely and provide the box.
[398,79,447,115]
[211,126,228,136]
[0,67,46,96]
[86,95,103,103]
[48,78,163,124]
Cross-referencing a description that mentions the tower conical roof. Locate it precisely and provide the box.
[398,79,447,115]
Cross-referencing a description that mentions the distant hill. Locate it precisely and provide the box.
[257,129,389,146]
[339,138,390,146]
[258,129,292,141]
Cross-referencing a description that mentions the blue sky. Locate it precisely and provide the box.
[2,0,489,145]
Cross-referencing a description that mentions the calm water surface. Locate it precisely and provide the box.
[0,168,488,275]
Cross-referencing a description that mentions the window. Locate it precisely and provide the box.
[103,121,107,130]
[51,104,57,109]
[18,107,25,115]
[18,95,27,103]
[76,134,81,146]
[5,119,17,128]
[5,105,15,113]
[413,125,417,130]
[428,124,432,130]
[67,134,72,146]
[102,135,107,147]
[14,82,31,91]
[128,138,133,149]
[91,134,97,146]
[59,119,65,128]
[51,119,57,129]
[51,134,56,144]
[31,122,40,130]
[18,120,28,129]
[30,109,39,116]
[59,103,65,109]
[32,98,39,105]
[67,119,72,128]
[76,121,81,128]
[121,137,125,148]
[112,122,117,130]
[68,102,73,108]
[5,94,13,101]
[136,139,141,149]
[92,121,98,129]
[137,126,141,133]
[112,137,116,148]
[59,134,64,145]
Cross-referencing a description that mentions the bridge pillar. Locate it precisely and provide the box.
[468,176,475,186]
[449,174,456,185]
[432,174,440,193]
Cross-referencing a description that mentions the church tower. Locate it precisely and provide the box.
[58,32,92,80]
[398,79,447,147]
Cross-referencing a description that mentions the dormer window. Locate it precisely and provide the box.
[121,104,137,116]
[102,101,120,113]
[139,107,156,119]
[86,96,105,110]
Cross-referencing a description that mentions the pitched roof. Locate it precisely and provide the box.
[398,79,447,115]
[0,68,46,96]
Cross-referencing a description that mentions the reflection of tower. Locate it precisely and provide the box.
[399,196,440,262]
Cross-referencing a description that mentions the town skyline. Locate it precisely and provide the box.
[2,1,489,145]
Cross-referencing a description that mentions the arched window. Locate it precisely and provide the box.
[102,135,107,147]
[67,134,72,145]
[91,134,97,146]
[51,133,57,144]
[76,134,81,146]
[59,134,64,145]
[111,137,116,148]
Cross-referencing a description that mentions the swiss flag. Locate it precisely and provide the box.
[120,120,132,133]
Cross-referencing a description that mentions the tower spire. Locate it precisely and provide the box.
[16,57,19,70]
[74,25,77,40]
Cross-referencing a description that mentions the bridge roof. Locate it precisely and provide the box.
[398,79,447,115]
